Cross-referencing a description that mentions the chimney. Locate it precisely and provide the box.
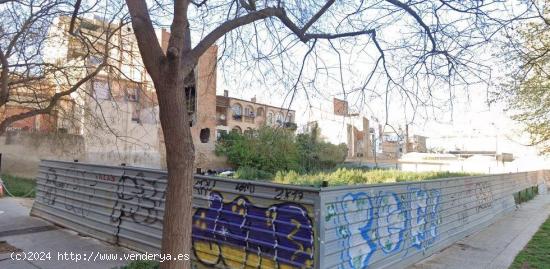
[223,90,228,97]
[251,96,257,103]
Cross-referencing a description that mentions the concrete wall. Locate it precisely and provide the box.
[0,131,85,178]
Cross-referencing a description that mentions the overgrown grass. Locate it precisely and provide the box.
[509,215,550,269]
[115,261,159,269]
[233,167,479,187]
[1,174,36,197]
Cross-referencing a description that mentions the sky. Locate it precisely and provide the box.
[213,41,545,158]
[108,0,547,158]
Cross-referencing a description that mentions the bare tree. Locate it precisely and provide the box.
[0,0,153,142]
[104,0,535,268]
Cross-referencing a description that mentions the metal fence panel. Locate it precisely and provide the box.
[31,160,320,269]
[31,160,548,269]
[318,171,546,269]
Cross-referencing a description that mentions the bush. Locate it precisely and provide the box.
[234,166,274,180]
[273,168,479,187]
[216,125,348,175]
[296,123,348,172]
[216,126,301,174]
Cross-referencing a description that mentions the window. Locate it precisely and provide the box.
[93,80,110,100]
[185,86,196,114]
[88,55,102,66]
[267,112,274,125]
[216,129,228,141]
[244,128,254,137]
[257,107,264,117]
[244,106,254,117]
[232,103,242,120]
[276,112,283,124]
[126,87,139,102]
[200,128,210,143]
[287,113,293,122]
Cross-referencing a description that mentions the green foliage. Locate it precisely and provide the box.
[500,15,550,154]
[514,186,539,205]
[216,125,346,174]
[234,166,274,180]
[273,168,479,187]
[296,122,347,172]
[1,174,36,197]
[509,215,550,269]
[116,261,159,269]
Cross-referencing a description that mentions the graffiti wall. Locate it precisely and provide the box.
[323,186,441,269]
[31,160,318,268]
[320,173,542,269]
[31,160,547,269]
[191,177,317,269]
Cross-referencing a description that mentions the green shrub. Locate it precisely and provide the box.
[234,166,274,180]
[296,123,348,172]
[272,168,479,187]
[216,126,301,174]
[216,125,348,174]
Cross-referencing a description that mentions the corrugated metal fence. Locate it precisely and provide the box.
[31,160,320,268]
[30,160,548,269]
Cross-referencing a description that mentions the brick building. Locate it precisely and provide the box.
[215,91,296,139]
[33,17,295,170]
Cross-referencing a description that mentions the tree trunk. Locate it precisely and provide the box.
[156,75,194,269]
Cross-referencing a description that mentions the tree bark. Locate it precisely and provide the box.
[155,73,195,269]
[127,2,196,268]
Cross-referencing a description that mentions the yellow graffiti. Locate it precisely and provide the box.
[221,245,247,268]
[288,219,305,261]
[232,198,247,216]
[194,241,220,265]
[194,243,281,269]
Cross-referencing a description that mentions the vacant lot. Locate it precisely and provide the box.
[235,167,480,187]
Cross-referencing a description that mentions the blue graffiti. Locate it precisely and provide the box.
[327,186,441,269]
[409,187,441,250]
[375,192,407,254]
[192,191,314,268]
[336,192,377,269]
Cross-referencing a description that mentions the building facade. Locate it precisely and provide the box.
[34,16,296,171]
[215,91,296,140]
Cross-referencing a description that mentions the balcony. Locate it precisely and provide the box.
[232,114,242,121]
[244,114,255,123]
[283,122,297,130]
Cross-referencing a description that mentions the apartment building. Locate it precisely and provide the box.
[215,91,296,140]
[33,16,297,170]
[38,16,221,169]
[0,80,63,133]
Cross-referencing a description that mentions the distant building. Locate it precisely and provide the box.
[35,16,298,170]
[215,91,296,139]
[0,80,63,133]
[346,117,374,160]
[407,135,428,153]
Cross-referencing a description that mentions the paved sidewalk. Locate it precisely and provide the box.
[0,197,131,269]
[410,193,550,269]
